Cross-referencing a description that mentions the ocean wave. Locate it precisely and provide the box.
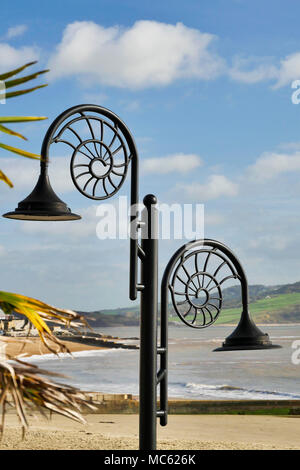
[22,348,135,363]
[55,379,300,400]
[168,382,300,400]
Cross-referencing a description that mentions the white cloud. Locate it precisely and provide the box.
[5,25,28,40]
[0,43,39,73]
[47,21,300,90]
[0,156,74,201]
[177,174,239,201]
[2,20,300,91]
[142,153,203,174]
[274,53,300,88]
[229,53,300,88]
[229,56,277,84]
[247,151,300,181]
[48,20,225,89]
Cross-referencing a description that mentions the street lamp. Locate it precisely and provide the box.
[3,104,280,450]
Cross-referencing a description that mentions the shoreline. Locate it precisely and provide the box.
[0,331,138,359]
[0,322,294,360]
[0,335,109,358]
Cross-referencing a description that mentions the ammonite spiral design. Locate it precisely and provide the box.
[169,246,240,328]
[52,111,130,200]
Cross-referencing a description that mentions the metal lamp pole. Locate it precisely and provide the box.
[2,104,160,449]
[139,195,158,449]
[2,104,280,451]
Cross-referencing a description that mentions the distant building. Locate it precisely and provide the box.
[0,312,18,334]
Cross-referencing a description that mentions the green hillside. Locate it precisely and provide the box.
[79,282,300,326]
[214,292,300,325]
[169,284,300,325]
[167,292,300,326]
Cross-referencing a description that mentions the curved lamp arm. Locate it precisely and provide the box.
[157,238,279,426]
[161,238,249,324]
[3,103,160,450]
[3,104,140,300]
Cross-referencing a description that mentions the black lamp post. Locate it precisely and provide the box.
[3,104,280,450]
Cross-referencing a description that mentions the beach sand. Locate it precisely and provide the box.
[0,335,106,357]
[1,337,300,450]
[1,413,300,450]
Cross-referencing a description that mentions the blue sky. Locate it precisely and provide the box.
[1,0,300,310]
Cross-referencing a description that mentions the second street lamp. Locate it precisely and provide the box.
[3,104,280,450]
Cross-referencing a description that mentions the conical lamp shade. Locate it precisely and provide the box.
[214,310,281,351]
[3,173,81,221]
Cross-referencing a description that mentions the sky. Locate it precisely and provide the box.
[1,0,300,310]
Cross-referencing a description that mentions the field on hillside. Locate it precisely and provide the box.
[82,291,300,326]
[215,293,300,324]
[168,293,300,325]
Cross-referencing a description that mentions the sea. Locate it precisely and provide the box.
[25,324,300,401]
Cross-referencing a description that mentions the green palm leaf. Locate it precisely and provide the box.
[0,170,13,188]
[0,124,27,140]
[0,116,47,123]
[0,61,37,81]
[4,69,49,90]
[0,84,48,100]
[0,142,41,160]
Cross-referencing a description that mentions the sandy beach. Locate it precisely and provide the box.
[1,413,300,450]
[1,337,300,450]
[0,335,106,357]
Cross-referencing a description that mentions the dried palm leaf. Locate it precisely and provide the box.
[0,354,97,438]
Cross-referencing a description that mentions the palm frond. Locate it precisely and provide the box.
[0,117,47,123]
[0,61,48,185]
[0,142,41,160]
[0,61,37,81]
[0,356,97,437]
[0,84,48,101]
[0,292,87,354]
[0,170,13,188]
[4,70,49,90]
[0,124,27,140]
